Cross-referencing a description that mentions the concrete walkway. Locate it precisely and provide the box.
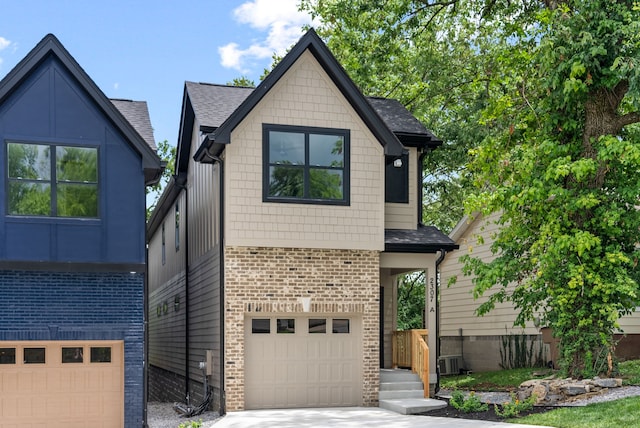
[211,407,554,427]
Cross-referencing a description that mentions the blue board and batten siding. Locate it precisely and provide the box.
[0,54,146,263]
[0,45,152,427]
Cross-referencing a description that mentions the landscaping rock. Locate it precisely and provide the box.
[562,383,589,395]
[517,377,624,405]
[591,378,622,388]
[532,383,548,403]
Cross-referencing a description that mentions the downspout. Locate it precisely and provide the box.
[143,235,150,427]
[175,176,191,404]
[203,149,225,416]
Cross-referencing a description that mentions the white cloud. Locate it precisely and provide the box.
[218,0,314,73]
[113,82,120,90]
[0,37,10,51]
[0,37,11,71]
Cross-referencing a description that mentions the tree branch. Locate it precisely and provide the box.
[616,111,640,128]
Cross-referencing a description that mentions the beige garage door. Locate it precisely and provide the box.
[0,341,124,428]
[244,315,362,409]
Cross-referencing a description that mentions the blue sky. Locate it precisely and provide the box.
[0,0,314,147]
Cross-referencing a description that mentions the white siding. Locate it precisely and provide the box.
[441,212,640,336]
[440,213,539,337]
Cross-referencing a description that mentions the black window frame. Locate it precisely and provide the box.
[385,154,409,204]
[6,141,100,218]
[262,124,350,205]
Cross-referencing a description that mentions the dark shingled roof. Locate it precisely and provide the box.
[185,82,254,130]
[385,225,459,253]
[183,83,439,147]
[366,97,441,147]
[110,99,157,151]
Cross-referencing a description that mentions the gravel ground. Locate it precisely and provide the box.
[147,402,222,428]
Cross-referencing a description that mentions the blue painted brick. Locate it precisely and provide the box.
[0,270,145,427]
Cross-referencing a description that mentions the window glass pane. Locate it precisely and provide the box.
[277,318,295,334]
[309,169,343,200]
[0,348,16,364]
[57,183,98,217]
[8,143,50,180]
[269,166,303,197]
[309,319,326,333]
[269,131,304,165]
[56,146,97,182]
[90,347,112,363]
[62,347,84,363]
[332,319,350,334]
[252,319,270,334]
[309,134,343,167]
[8,182,51,215]
[24,348,45,364]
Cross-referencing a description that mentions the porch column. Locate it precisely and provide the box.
[425,268,437,383]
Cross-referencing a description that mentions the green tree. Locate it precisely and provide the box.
[397,272,425,330]
[227,76,255,87]
[146,140,176,219]
[303,0,640,377]
[300,0,495,232]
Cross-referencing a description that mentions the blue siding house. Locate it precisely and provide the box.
[0,35,162,427]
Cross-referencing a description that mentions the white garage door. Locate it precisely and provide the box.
[244,315,362,409]
[0,341,124,428]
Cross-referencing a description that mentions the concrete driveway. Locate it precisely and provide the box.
[211,407,553,427]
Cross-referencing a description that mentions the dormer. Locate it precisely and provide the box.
[366,97,441,230]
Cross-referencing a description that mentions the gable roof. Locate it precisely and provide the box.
[0,34,163,185]
[193,28,407,162]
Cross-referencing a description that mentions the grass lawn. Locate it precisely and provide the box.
[440,359,640,391]
[513,396,640,427]
[439,359,640,427]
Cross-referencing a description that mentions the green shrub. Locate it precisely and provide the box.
[494,393,536,418]
[449,390,489,413]
[178,420,203,428]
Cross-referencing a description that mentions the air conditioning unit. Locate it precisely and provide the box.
[438,355,463,376]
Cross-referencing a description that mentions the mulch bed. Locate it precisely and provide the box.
[418,398,557,422]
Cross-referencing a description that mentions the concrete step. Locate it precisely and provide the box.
[379,389,425,400]
[379,369,420,383]
[379,398,448,415]
[379,381,424,391]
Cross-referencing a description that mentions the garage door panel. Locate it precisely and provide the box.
[245,315,362,409]
[0,341,123,428]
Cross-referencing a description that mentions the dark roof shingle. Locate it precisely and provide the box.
[366,97,440,147]
[110,99,157,150]
[185,82,253,130]
[385,225,458,253]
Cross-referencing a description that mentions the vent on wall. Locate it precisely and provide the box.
[438,355,463,376]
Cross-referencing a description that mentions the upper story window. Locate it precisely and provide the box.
[7,142,98,217]
[385,154,409,203]
[263,124,350,205]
